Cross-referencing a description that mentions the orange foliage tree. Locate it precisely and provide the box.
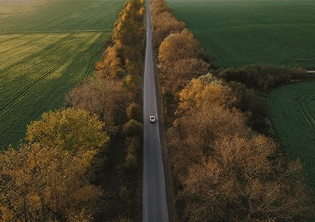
[182,134,315,221]
[26,108,109,153]
[158,29,201,74]
[160,58,209,95]
[0,143,103,222]
[166,81,315,221]
[66,76,130,130]
[0,108,109,221]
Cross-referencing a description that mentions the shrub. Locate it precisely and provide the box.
[119,186,130,202]
[218,64,295,91]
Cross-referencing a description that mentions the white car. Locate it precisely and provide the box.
[149,116,156,123]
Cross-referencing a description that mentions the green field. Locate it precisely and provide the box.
[0,0,126,148]
[167,0,315,68]
[267,81,315,191]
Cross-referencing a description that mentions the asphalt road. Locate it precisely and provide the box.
[142,1,169,221]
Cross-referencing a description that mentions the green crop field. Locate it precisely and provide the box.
[268,80,315,191]
[167,0,315,68]
[0,0,126,148]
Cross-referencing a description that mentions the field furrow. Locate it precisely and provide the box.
[0,34,45,54]
[0,34,25,44]
[0,0,125,148]
[0,33,95,114]
[267,80,315,190]
[0,34,71,70]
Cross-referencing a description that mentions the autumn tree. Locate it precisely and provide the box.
[0,143,103,222]
[158,29,202,74]
[160,58,209,95]
[165,73,315,221]
[149,0,186,48]
[181,135,315,221]
[126,102,142,122]
[26,108,109,153]
[168,105,250,182]
[150,0,172,18]
[113,0,145,47]
[66,76,130,130]
[100,45,125,78]
[176,78,228,115]
[167,103,315,221]
[153,11,186,47]
[121,74,142,92]
[123,119,143,138]
[0,108,109,221]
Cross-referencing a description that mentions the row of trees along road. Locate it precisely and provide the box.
[0,0,146,221]
[150,0,315,221]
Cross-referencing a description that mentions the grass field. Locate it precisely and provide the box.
[267,81,315,191]
[167,0,315,68]
[0,0,126,148]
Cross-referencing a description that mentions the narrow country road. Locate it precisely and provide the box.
[142,0,169,221]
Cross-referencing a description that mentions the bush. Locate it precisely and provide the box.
[119,186,129,202]
[218,64,294,91]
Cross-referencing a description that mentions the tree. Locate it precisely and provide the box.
[26,108,109,153]
[176,78,227,115]
[160,58,209,95]
[181,135,315,221]
[101,45,123,78]
[0,143,103,222]
[66,76,128,131]
[113,0,145,47]
[126,103,142,122]
[158,29,201,74]
[167,105,250,182]
[121,74,142,92]
[123,119,143,138]
[153,11,186,47]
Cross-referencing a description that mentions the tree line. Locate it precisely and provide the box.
[0,0,146,221]
[149,0,315,221]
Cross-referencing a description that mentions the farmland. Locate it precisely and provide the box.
[0,0,126,148]
[166,0,315,68]
[267,80,315,190]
